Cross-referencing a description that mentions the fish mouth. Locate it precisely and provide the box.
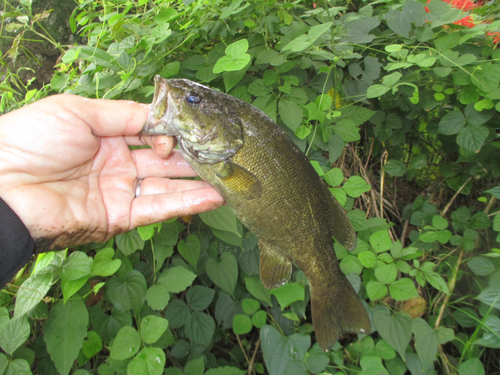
[142,75,175,135]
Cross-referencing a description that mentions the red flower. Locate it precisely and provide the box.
[488,32,500,44]
[426,0,480,27]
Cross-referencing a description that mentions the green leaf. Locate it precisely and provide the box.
[438,111,465,135]
[141,315,169,344]
[373,308,412,360]
[252,310,267,329]
[367,281,388,301]
[213,41,251,73]
[333,119,360,142]
[282,23,333,52]
[358,251,377,268]
[178,234,201,269]
[62,251,92,280]
[187,285,215,312]
[110,326,141,360]
[476,285,500,308]
[0,353,6,374]
[389,278,419,301]
[486,186,500,200]
[344,176,371,197]
[270,283,305,310]
[146,284,170,311]
[61,274,89,304]
[384,160,406,177]
[137,223,161,241]
[0,316,30,355]
[370,230,392,253]
[44,298,89,375]
[116,229,144,256]
[200,207,240,237]
[233,314,252,335]
[324,168,344,187]
[340,255,363,275]
[4,359,31,375]
[360,356,390,375]
[158,266,197,293]
[245,276,272,305]
[457,125,489,152]
[107,270,147,314]
[468,257,495,276]
[459,358,485,375]
[127,347,165,375]
[432,215,448,230]
[260,325,292,375]
[382,72,402,87]
[375,339,396,360]
[91,247,121,277]
[206,252,238,297]
[185,312,215,347]
[14,272,53,319]
[424,271,449,295]
[82,331,103,358]
[279,98,303,131]
[412,318,438,366]
[367,84,390,98]
[242,298,260,315]
[375,264,398,284]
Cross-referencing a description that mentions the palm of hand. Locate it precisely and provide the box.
[0,95,223,252]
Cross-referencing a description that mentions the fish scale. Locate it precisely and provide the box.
[142,76,371,351]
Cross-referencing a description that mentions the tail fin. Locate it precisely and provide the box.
[310,273,371,351]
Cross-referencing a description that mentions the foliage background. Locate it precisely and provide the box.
[1,0,500,374]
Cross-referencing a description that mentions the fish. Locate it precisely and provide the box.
[142,75,371,351]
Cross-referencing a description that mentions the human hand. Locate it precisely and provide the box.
[0,94,224,252]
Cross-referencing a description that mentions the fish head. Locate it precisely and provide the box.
[142,75,244,164]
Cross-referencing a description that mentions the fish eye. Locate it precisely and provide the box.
[186,95,201,104]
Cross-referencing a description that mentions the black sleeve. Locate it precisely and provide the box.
[0,197,35,289]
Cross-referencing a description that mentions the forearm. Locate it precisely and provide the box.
[0,197,34,289]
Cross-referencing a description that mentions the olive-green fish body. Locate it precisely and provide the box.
[143,76,371,350]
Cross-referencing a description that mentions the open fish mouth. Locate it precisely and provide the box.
[141,76,244,164]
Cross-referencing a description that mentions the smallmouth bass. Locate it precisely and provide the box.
[142,76,371,350]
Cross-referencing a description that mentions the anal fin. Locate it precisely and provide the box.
[258,240,292,289]
[214,161,262,200]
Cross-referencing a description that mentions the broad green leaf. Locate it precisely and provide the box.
[375,339,396,360]
[340,255,363,275]
[260,325,292,375]
[0,316,30,355]
[158,266,196,293]
[62,251,92,280]
[360,355,389,375]
[137,223,161,241]
[389,278,419,301]
[127,347,165,375]
[184,356,204,375]
[373,307,412,360]
[107,270,147,314]
[468,256,495,276]
[486,186,500,200]
[375,264,398,285]
[178,234,201,269]
[146,284,170,311]
[476,285,500,308]
[367,281,388,301]
[252,310,267,329]
[245,276,272,305]
[270,283,305,310]
[226,39,248,59]
[233,314,252,335]
[438,111,465,135]
[370,230,392,253]
[358,251,377,268]
[92,308,132,343]
[333,119,360,142]
[4,359,31,375]
[279,98,303,131]
[44,298,88,375]
[110,326,141,360]
[384,160,406,177]
[213,53,251,73]
[457,125,488,152]
[423,271,449,295]
[242,299,260,315]
[459,358,485,375]
[185,312,215,347]
[200,207,240,237]
[412,318,438,366]
[91,247,121,277]
[206,252,238,297]
[324,168,344,187]
[165,300,190,329]
[14,272,53,319]
[141,315,169,344]
[187,285,215,311]
[116,229,144,256]
[61,274,90,303]
[82,331,103,358]
[432,215,448,230]
[344,176,371,198]
[367,84,390,98]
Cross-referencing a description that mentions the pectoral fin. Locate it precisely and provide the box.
[214,161,262,200]
[259,240,292,289]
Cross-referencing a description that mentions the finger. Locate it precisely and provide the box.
[142,135,176,158]
[132,149,198,178]
[139,177,212,195]
[49,94,150,136]
[130,188,224,228]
